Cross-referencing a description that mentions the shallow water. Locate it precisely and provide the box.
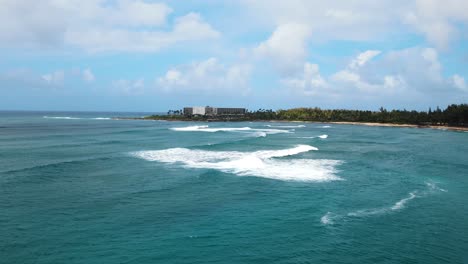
[1,111,468,263]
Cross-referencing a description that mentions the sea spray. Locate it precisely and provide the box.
[132,145,341,182]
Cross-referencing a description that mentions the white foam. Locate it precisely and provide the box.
[320,212,336,225]
[170,125,290,135]
[324,182,448,224]
[297,134,328,139]
[132,145,341,182]
[391,192,417,210]
[43,116,81,120]
[252,132,267,138]
[347,208,387,217]
[266,124,306,128]
[425,182,448,192]
[171,125,209,131]
[43,116,111,120]
[320,125,331,128]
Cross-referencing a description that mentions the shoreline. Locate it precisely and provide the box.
[114,117,468,132]
[327,121,468,132]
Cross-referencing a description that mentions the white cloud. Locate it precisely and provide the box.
[243,0,468,49]
[451,75,467,91]
[282,63,327,95]
[105,0,173,27]
[349,50,381,70]
[157,58,251,94]
[242,1,407,41]
[329,50,387,93]
[82,69,95,82]
[42,70,65,85]
[65,13,219,53]
[404,0,468,50]
[287,47,466,98]
[0,1,219,52]
[254,23,311,73]
[112,78,145,95]
[332,70,361,83]
[349,47,467,93]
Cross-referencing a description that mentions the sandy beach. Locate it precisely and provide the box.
[328,121,468,132]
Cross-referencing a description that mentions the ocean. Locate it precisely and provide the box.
[1,111,467,263]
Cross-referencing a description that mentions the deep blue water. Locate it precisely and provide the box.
[1,111,467,263]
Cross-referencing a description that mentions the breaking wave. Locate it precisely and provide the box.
[132,145,342,182]
[266,124,306,128]
[43,116,81,120]
[320,212,337,225]
[391,192,417,210]
[43,116,111,120]
[297,134,328,139]
[170,125,291,135]
[320,125,332,128]
[321,181,447,225]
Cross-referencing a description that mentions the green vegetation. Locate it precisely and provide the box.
[142,104,468,127]
[273,104,468,126]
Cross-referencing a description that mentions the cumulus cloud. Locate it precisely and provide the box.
[282,63,327,95]
[65,13,220,53]
[242,0,407,41]
[451,75,467,91]
[243,0,468,49]
[157,58,251,94]
[0,1,219,52]
[112,78,145,95]
[82,69,95,82]
[404,0,468,50]
[254,23,311,73]
[349,50,381,70]
[42,70,65,85]
[285,47,466,100]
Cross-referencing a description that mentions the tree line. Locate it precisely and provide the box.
[244,104,468,126]
[147,104,468,126]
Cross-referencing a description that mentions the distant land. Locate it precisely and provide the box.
[117,104,468,131]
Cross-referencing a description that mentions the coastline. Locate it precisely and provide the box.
[114,117,468,132]
[327,121,468,132]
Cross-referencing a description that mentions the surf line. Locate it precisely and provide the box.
[321,181,447,225]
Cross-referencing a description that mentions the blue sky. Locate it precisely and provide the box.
[1,0,467,112]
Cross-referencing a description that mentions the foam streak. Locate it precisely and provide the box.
[132,145,341,182]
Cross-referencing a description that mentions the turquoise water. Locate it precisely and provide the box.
[1,111,467,263]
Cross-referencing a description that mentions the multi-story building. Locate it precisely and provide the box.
[183,106,246,116]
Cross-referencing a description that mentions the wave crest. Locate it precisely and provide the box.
[297,134,328,139]
[132,145,341,182]
[266,124,306,128]
[43,116,111,120]
[321,182,447,225]
[170,125,290,134]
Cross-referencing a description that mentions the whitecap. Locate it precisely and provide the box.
[320,125,331,128]
[425,181,448,192]
[391,192,417,210]
[132,145,341,182]
[43,116,81,120]
[320,212,338,225]
[170,125,290,135]
[323,182,448,224]
[266,124,306,128]
[43,116,111,120]
[297,134,328,139]
[171,125,209,131]
[252,132,267,138]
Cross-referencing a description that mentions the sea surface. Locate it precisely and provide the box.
[1,111,467,263]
